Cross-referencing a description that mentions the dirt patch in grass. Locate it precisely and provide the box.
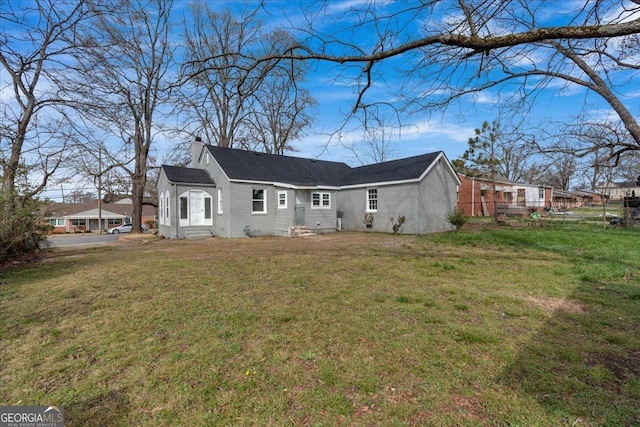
[117,233,157,245]
[526,296,585,314]
[585,350,640,384]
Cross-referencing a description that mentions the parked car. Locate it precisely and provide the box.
[107,223,148,234]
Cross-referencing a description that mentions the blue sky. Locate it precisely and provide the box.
[206,0,495,163]
[216,0,638,165]
[4,0,639,200]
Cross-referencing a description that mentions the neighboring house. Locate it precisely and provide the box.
[553,189,607,209]
[552,189,582,209]
[457,173,552,217]
[157,138,461,238]
[45,200,156,233]
[597,181,640,201]
[575,189,607,206]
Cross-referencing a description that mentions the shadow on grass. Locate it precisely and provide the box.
[499,272,640,425]
[425,224,640,424]
[0,248,110,340]
[65,389,131,426]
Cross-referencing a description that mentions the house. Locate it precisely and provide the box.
[597,181,640,201]
[157,138,461,238]
[456,173,552,217]
[574,189,607,206]
[552,189,607,209]
[45,199,156,233]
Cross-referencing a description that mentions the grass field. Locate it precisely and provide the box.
[1,223,639,426]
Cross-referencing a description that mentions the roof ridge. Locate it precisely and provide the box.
[206,145,351,167]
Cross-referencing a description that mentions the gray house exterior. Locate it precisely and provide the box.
[157,139,461,239]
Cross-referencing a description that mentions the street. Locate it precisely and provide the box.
[46,233,119,248]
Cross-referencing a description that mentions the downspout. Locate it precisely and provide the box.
[471,178,475,217]
[173,183,179,239]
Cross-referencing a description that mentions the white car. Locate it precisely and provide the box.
[107,223,148,234]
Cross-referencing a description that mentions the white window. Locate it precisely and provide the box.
[311,192,330,208]
[217,188,223,214]
[367,188,378,212]
[538,187,545,199]
[49,218,65,227]
[205,197,212,219]
[277,190,288,209]
[180,196,188,219]
[165,194,170,221]
[252,189,266,213]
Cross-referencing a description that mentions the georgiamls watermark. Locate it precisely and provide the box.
[0,406,64,427]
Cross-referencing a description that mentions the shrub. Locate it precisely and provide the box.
[446,209,468,231]
[391,215,406,234]
[363,213,374,230]
[0,195,48,262]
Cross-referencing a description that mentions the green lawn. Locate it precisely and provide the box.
[1,223,639,426]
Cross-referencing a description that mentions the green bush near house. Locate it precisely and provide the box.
[446,208,468,230]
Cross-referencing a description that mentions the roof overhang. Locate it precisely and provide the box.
[228,178,339,190]
[340,152,462,190]
[64,209,125,219]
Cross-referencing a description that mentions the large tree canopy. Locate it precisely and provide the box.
[231,1,640,155]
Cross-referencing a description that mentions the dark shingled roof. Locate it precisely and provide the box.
[341,152,442,186]
[163,146,446,187]
[162,165,216,185]
[207,145,352,186]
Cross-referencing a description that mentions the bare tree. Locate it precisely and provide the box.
[66,0,174,233]
[499,135,539,183]
[246,30,316,155]
[613,151,640,184]
[0,0,92,208]
[0,0,94,258]
[541,155,577,191]
[343,115,401,165]
[539,119,637,191]
[177,4,316,160]
[178,4,262,150]
[231,2,640,156]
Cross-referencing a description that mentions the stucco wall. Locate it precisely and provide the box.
[161,147,460,238]
[157,171,173,238]
[226,182,275,238]
[338,158,458,234]
[298,190,338,233]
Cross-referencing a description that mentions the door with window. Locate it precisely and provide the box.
[179,190,213,227]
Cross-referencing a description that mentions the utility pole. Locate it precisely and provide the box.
[98,149,103,233]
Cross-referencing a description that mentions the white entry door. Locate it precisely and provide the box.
[190,191,205,225]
